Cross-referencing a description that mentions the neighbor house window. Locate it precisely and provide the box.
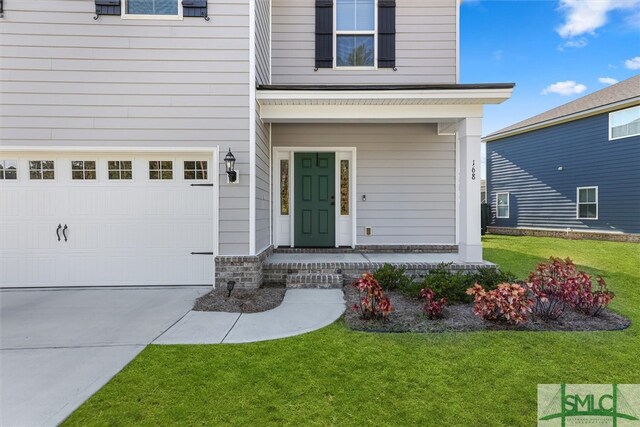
[123,0,180,18]
[29,160,55,180]
[0,160,18,180]
[577,187,598,219]
[184,161,208,180]
[335,0,376,67]
[496,192,509,218]
[149,161,173,180]
[108,161,133,180]
[71,161,97,180]
[609,105,640,140]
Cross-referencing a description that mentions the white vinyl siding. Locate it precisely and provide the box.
[273,123,456,245]
[272,0,457,84]
[0,0,251,255]
[496,192,509,218]
[577,187,598,220]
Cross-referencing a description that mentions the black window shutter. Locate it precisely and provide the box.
[182,0,208,19]
[378,0,396,69]
[95,0,121,17]
[315,0,333,69]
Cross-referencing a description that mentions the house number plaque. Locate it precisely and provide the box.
[471,160,476,180]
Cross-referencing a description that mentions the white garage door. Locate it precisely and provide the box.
[0,152,216,288]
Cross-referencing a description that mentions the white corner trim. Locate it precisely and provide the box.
[249,0,257,255]
[456,0,460,84]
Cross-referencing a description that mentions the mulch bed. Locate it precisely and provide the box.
[344,285,631,333]
[194,287,286,313]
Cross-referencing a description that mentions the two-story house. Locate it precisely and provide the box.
[0,0,513,288]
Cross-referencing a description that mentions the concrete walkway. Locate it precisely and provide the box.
[155,289,345,344]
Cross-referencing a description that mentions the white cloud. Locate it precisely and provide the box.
[598,77,619,85]
[541,81,588,96]
[558,37,589,51]
[556,0,640,38]
[624,56,640,69]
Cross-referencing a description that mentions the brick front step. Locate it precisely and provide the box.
[286,273,344,289]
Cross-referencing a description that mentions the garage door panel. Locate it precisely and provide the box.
[0,152,215,288]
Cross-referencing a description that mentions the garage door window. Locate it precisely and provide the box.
[0,160,18,180]
[108,161,133,180]
[184,161,208,180]
[149,161,173,180]
[71,161,97,180]
[29,160,55,180]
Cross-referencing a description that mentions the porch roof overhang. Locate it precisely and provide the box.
[256,83,515,124]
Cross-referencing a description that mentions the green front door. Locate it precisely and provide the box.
[294,152,335,248]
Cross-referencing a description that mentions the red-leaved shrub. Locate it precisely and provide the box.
[466,283,533,325]
[352,272,394,320]
[419,288,448,319]
[527,257,614,318]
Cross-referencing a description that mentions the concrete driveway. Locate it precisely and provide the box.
[0,286,207,427]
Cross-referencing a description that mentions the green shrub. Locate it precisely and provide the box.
[419,263,474,303]
[373,263,415,291]
[469,267,518,291]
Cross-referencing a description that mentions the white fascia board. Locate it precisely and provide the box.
[484,97,640,142]
[257,88,513,104]
[259,104,484,123]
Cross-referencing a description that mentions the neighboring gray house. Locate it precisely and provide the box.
[485,75,640,241]
[0,0,513,288]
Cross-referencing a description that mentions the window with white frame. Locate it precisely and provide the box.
[183,161,208,180]
[124,0,180,18]
[71,160,97,180]
[0,160,18,180]
[29,160,55,180]
[335,0,376,67]
[108,161,133,180]
[496,192,509,218]
[609,105,640,140]
[149,161,173,180]
[577,187,598,219]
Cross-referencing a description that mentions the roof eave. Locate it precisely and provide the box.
[484,96,640,143]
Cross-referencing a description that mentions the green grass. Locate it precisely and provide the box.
[64,235,640,426]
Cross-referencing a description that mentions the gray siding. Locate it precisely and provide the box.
[255,0,272,252]
[273,123,456,245]
[487,112,640,234]
[271,0,457,85]
[255,0,271,85]
[255,103,272,251]
[0,0,252,255]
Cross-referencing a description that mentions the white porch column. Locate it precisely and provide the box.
[458,117,483,262]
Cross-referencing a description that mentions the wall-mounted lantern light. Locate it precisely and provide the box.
[224,148,238,183]
[226,280,236,297]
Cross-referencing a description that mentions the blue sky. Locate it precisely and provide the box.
[460,0,640,137]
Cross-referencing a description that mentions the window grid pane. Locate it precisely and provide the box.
[0,160,17,180]
[108,161,133,180]
[336,0,375,31]
[127,0,178,15]
[29,160,55,180]
[149,160,173,180]
[337,35,374,67]
[71,160,96,180]
[184,160,208,180]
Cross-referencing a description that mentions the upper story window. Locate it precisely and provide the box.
[335,0,376,68]
[609,105,640,140]
[123,0,181,18]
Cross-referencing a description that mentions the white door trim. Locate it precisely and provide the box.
[272,146,356,248]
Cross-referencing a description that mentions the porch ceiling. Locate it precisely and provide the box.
[256,84,514,123]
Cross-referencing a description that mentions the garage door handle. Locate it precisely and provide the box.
[56,224,62,242]
[62,224,68,242]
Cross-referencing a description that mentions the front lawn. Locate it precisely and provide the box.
[64,235,640,426]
